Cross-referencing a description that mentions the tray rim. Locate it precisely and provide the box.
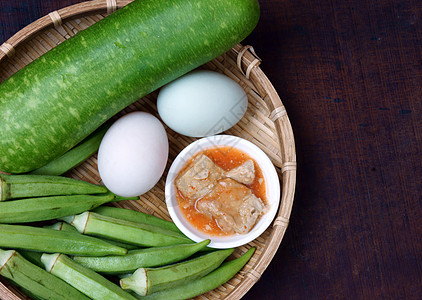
[0,1,297,299]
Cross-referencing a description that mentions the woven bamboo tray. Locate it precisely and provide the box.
[0,0,296,299]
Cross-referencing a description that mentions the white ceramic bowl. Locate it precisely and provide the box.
[165,135,281,248]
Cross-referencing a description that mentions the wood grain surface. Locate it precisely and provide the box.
[1,0,421,299]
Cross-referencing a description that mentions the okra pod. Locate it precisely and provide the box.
[101,240,139,251]
[19,222,78,268]
[113,195,139,201]
[0,173,107,201]
[17,250,43,268]
[44,221,79,232]
[41,253,137,300]
[0,193,116,223]
[120,248,234,296]
[0,248,90,300]
[0,224,127,256]
[73,239,210,274]
[29,124,110,176]
[139,247,255,300]
[46,221,138,250]
[93,206,180,233]
[63,212,193,247]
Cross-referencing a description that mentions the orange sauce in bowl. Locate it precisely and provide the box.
[175,146,266,236]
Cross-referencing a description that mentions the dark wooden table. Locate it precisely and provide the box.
[1,0,421,299]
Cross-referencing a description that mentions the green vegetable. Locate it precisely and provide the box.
[41,253,137,300]
[63,212,193,247]
[0,173,107,201]
[73,240,210,274]
[0,0,260,173]
[0,224,127,256]
[0,249,90,300]
[41,223,78,257]
[17,250,43,269]
[112,194,140,202]
[0,193,116,223]
[46,220,139,250]
[44,221,79,232]
[29,124,111,176]
[120,248,233,296]
[139,247,255,299]
[27,219,135,264]
[93,206,180,233]
[100,240,139,251]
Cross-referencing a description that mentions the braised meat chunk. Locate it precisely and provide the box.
[175,154,224,200]
[196,178,266,234]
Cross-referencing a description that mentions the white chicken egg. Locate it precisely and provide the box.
[157,70,248,137]
[97,112,169,197]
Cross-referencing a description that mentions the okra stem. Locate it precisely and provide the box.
[0,173,107,201]
[64,212,193,247]
[139,247,256,300]
[0,224,127,256]
[120,248,234,296]
[0,249,90,300]
[73,239,210,274]
[29,123,111,176]
[41,253,137,300]
[0,193,116,223]
[93,206,180,233]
